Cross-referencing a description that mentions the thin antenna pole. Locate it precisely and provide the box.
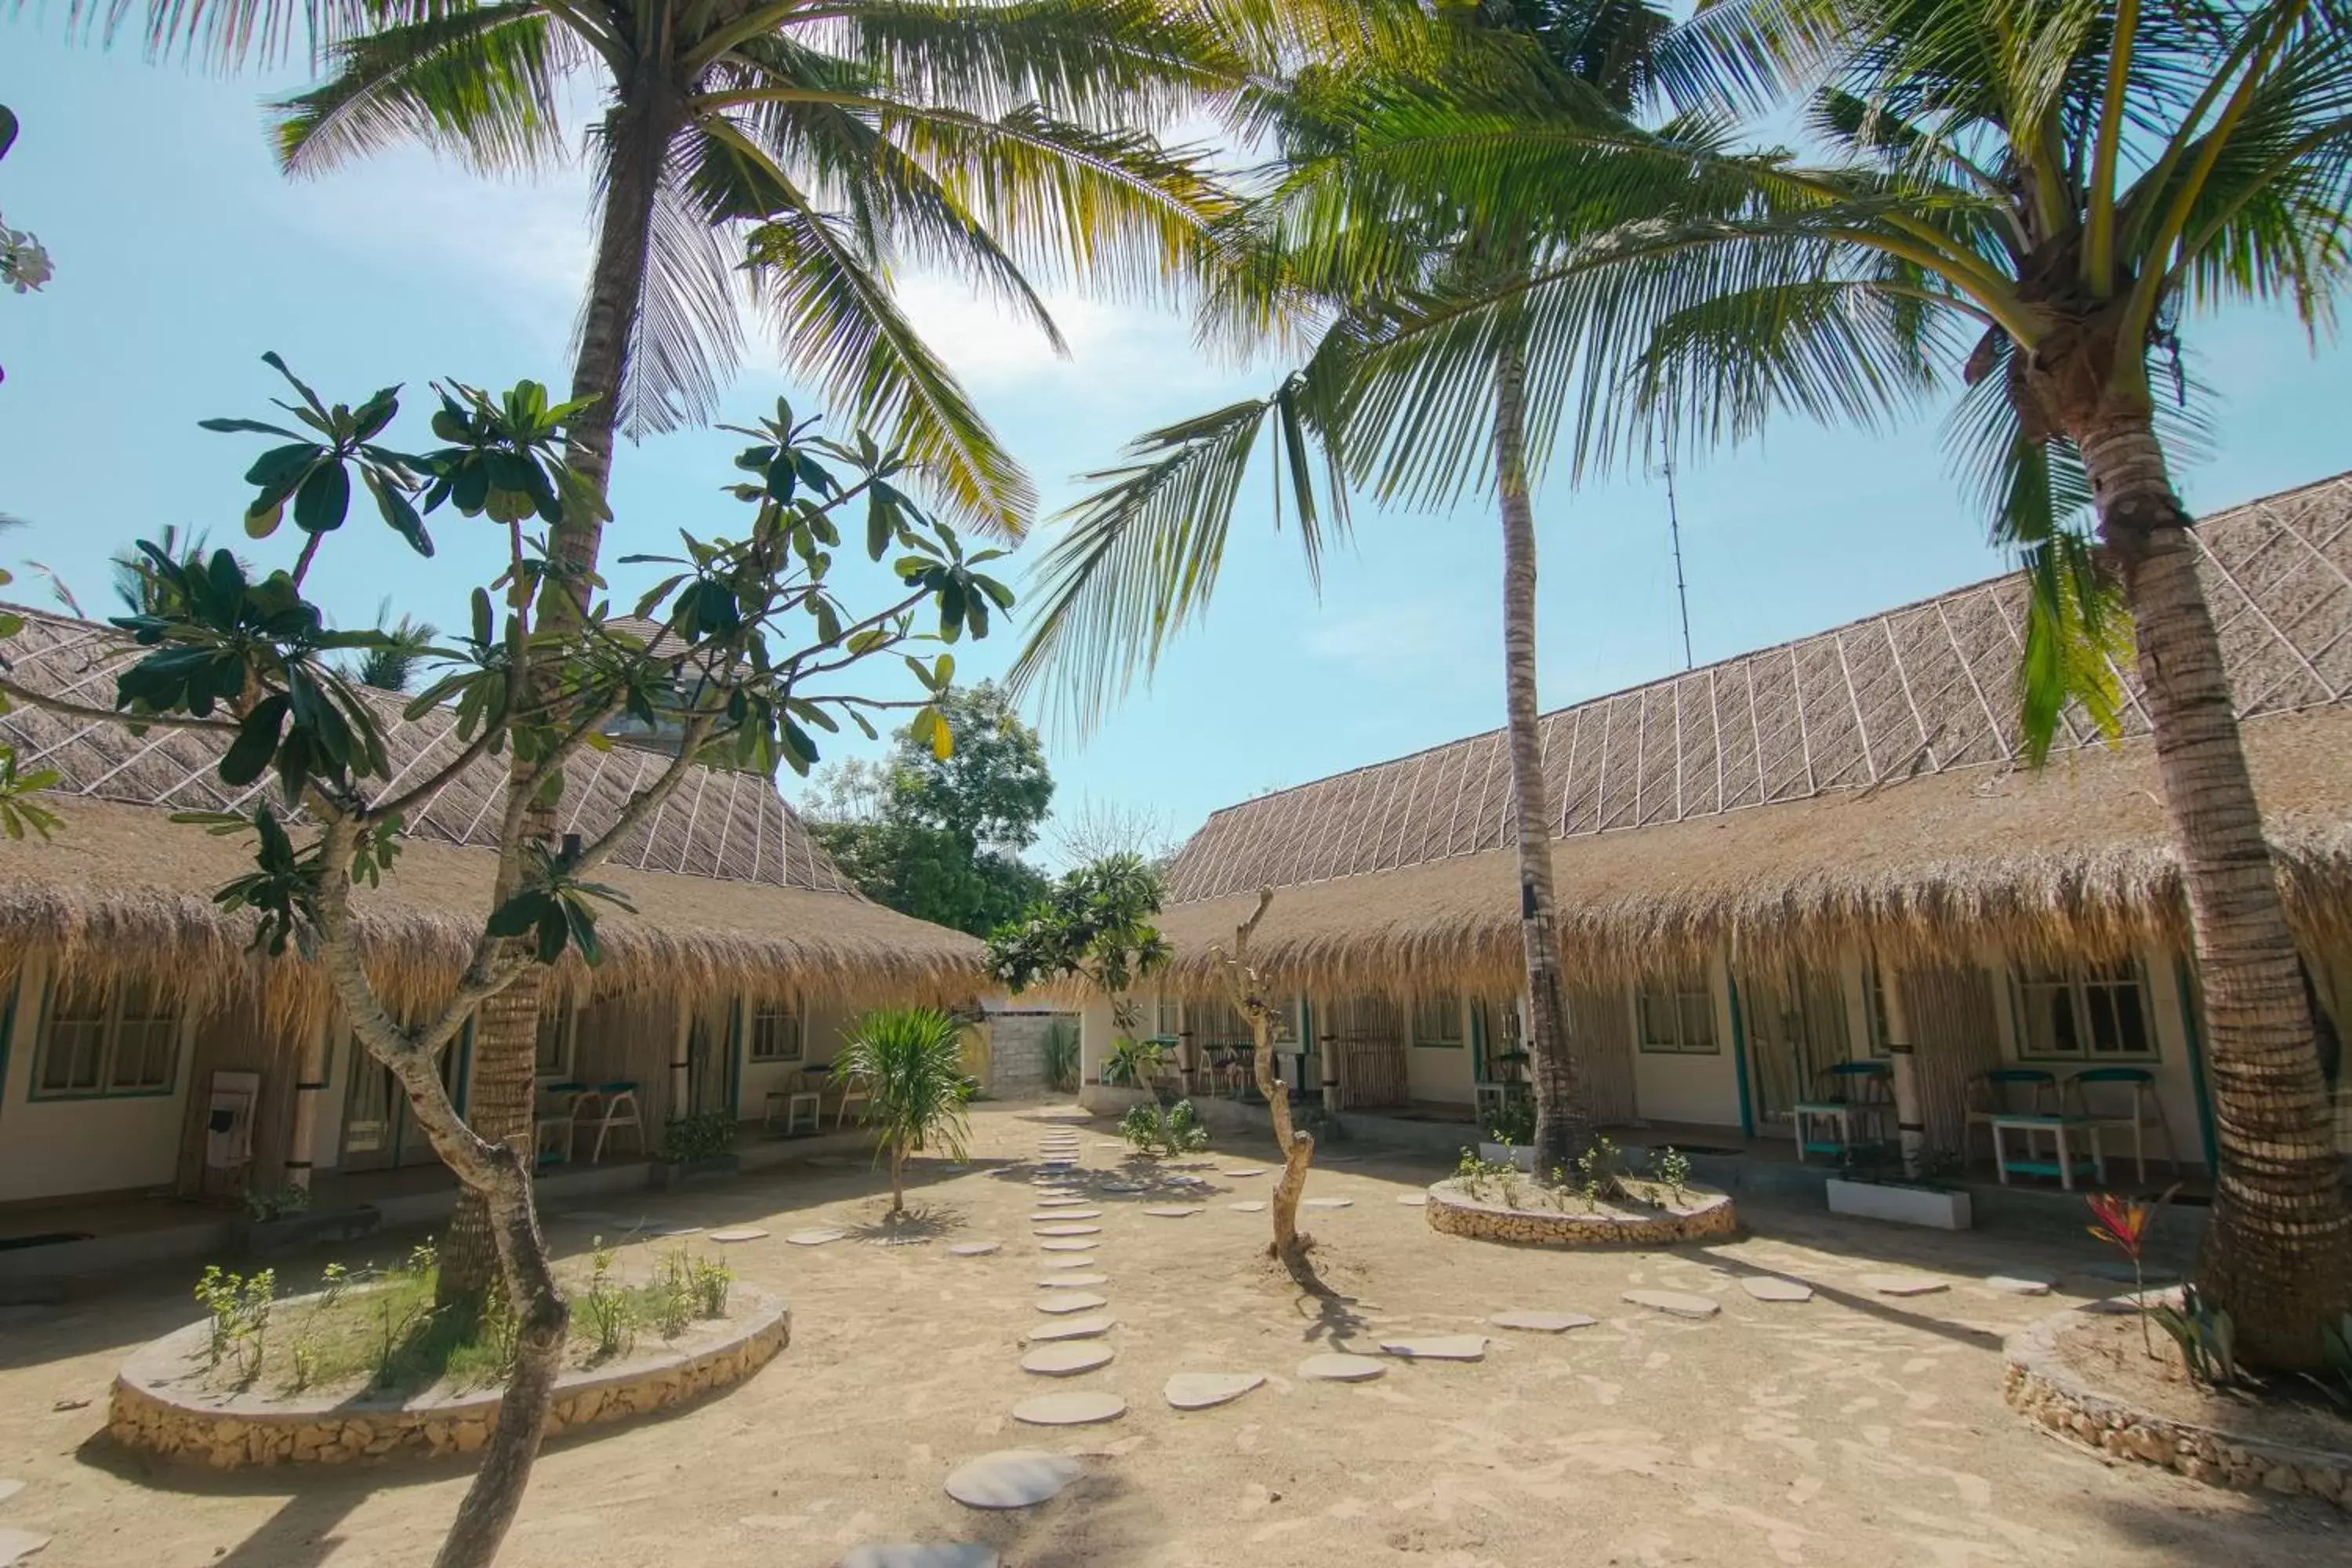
[1661,429,1693,669]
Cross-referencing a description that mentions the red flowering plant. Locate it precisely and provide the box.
[2086,1187,2179,1357]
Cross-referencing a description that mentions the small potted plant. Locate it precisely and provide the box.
[1824,1145,1973,1229]
[1476,1098,1537,1171]
[651,1110,742,1190]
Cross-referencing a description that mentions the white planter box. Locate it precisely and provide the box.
[1477,1142,1536,1173]
[1826,1177,1973,1231]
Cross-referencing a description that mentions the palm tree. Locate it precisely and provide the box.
[95,0,1254,1298]
[1010,1,1714,1171]
[349,598,438,693]
[833,1006,975,1216]
[1213,0,2352,1367]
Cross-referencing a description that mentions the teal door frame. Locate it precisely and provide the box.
[1727,975,1756,1140]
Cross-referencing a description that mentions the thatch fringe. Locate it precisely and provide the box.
[1150,706,2352,1000]
[1,798,985,1038]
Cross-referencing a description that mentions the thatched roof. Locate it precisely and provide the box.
[0,608,980,1017]
[1158,472,2352,993]
[2,608,855,889]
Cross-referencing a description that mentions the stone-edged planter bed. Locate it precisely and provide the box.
[107,1283,789,1471]
[2003,1294,2352,1508]
[1425,1178,1736,1247]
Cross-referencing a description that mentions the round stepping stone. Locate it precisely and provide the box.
[1034,1196,1090,1207]
[1142,1206,1200,1218]
[1490,1311,1597,1333]
[1864,1273,1949,1297]
[1164,1371,1265,1410]
[1298,1353,1387,1381]
[842,1547,1001,1568]
[944,1450,1083,1510]
[1623,1289,1720,1319]
[1100,1181,1144,1193]
[1033,1223,1101,1236]
[1221,1167,1265,1178]
[1380,1334,1486,1362]
[1026,1314,1116,1341]
[1396,1193,1429,1207]
[946,1241,1001,1258]
[1021,1343,1115,1376]
[1035,1292,1109,1314]
[1038,1272,1108,1288]
[1040,1240,1098,1252]
[1303,1197,1352,1209]
[1228,1200,1266,1212]
[709,1227,769,1243]
[0,1531,51,1568]
[1011,1390,1127,1428]
[1040,1255,1092,1269]
[1162,1174,1204,1186]
[1740,1277,1815,1303]
[1029,1209,1102,1222]
[1986,1273,2053,1296]
[787,1228,848,1247]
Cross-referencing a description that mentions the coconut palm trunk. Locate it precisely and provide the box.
[437,95,677,1304]
[2072,403,2352,1369]
[1494,328,1584,1172]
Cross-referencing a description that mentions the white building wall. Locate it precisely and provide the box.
[1404,994,1475,1105]
[1628,952,1744,1129]
[0,956,200,1203]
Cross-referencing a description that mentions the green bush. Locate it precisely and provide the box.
[1042,1016,1082,1093]
[660,1109,739,1163]
[1120,1098,1209,1156]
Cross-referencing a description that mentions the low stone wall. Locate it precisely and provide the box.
[107,1287,789,1470]
[1425,1180,1737,1247]
[2002,1299,2352,1508]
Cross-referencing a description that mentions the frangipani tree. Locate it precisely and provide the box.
[0,351,1008,1566]
[54,0,1253,1296]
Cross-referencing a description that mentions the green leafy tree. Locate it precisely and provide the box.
[809,681,1054,935]
[833,1006,975,1216]
[0,352,1006,1567]
[984,851,1171,994]
[348,600,439,694]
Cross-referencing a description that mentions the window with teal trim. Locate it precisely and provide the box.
[1410,993,1464,1048]
[34,977,180,1097]
[2009,958,2154,1060]
[748,1000,803,1062]
[1636,974,1717,1054]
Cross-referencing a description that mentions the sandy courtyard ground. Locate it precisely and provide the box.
[1,1102,2343,1567]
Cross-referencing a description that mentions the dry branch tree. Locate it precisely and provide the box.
[1208,887,1316,1275]
[0,354,1007,1568]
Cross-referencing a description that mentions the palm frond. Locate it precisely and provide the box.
[608,148,752,439]
[1005,378,1346,732]
[884,101,1238,300]
[81,0,428,71]
[804,0,1249,125]
[740,192,1033,537]
[268,2,568,176]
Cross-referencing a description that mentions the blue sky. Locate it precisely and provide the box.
[5,33,2350,866]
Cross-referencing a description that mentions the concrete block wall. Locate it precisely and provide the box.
[984,1011,1070,1099]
